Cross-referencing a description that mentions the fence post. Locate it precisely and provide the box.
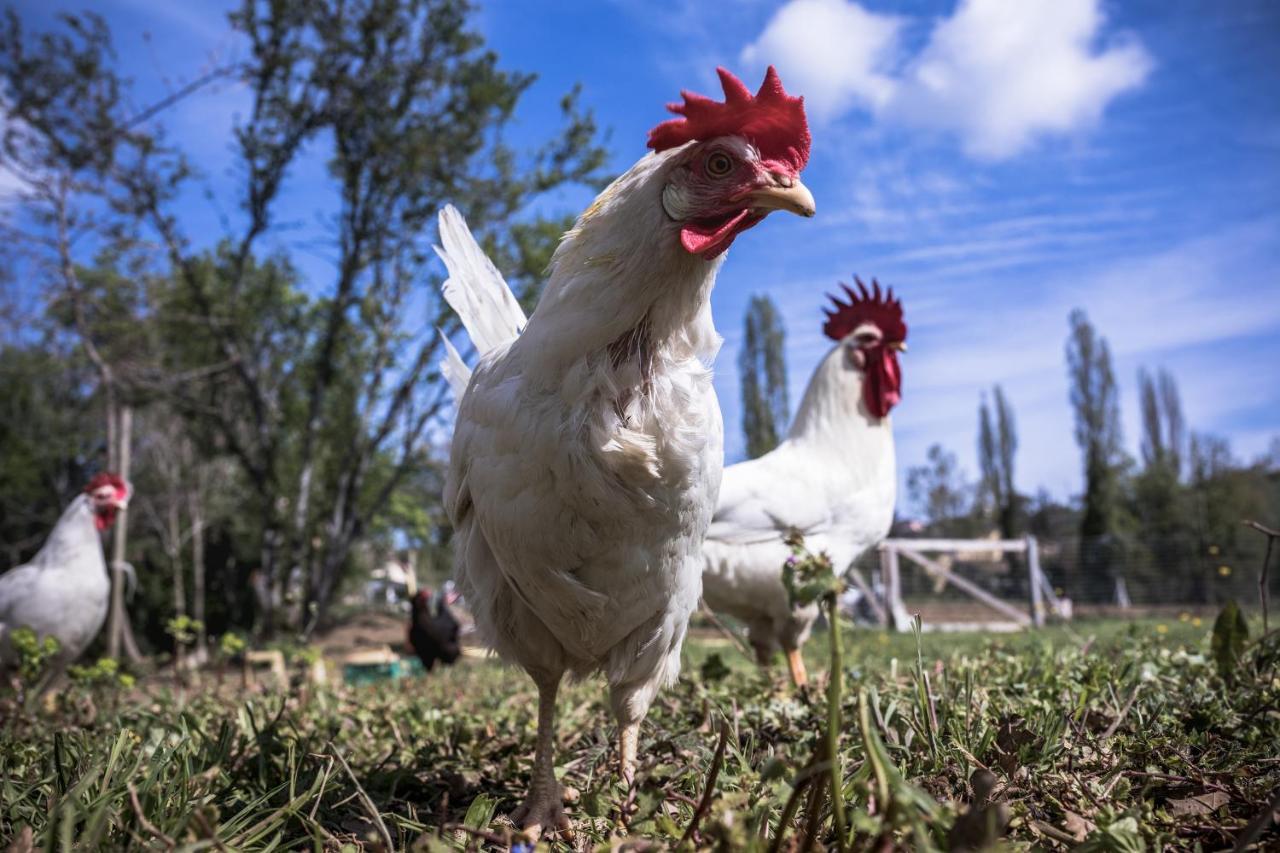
[882,544,908,631]
[1026,535,1045,627]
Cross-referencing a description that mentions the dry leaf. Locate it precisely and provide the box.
[1062,810,1096,841]
[1168,791,1229,816]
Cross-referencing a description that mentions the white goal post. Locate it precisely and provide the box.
[871,536,1072,631]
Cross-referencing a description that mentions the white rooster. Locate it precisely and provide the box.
[0,473,131,673]
[702,280,907,686]
[439,67,815,837]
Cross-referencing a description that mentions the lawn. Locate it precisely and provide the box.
[1,614,1276,851]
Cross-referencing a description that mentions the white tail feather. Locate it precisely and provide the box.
[436,205,526,385]
[439,331,470,399]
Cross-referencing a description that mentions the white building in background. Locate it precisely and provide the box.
[364,552,418,606]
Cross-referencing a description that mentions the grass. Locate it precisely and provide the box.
[1,615,1277,851]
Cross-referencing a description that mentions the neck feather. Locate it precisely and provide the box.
[788,346,888,448]
[33,496,105,573]
[516,150,723,377]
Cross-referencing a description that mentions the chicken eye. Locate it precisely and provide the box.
[705,151,734,177]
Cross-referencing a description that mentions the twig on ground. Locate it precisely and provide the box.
[329,741,396,852]
[190,810,231,852]
[435,790,449,839]
[444,822,513,847]
[679,716,730,846]
[1243,520,1277,633]
[308,756,335,823]
[698,603,757,662]
[1030,819,1083,845]
[1231,787,1280,852]
[769,758,819,853]
[798,766,828,853]
[825,590,848,852]
[127,783,176,849]
[1101,683,1141,740]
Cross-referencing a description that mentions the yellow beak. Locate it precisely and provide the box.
[745,176,816,218]
[890,341,908,352]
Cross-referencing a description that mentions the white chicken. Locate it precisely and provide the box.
[0,473,131,673]
[439,67,815,837]
[702,280,907,686]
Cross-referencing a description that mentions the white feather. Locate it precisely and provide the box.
[701,343,898,657]
[0,495,112,668]
[442,147,725,728]
[435,204,526,357]
[438,329,471,399]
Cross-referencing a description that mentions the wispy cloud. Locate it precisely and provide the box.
[106,0,233,42]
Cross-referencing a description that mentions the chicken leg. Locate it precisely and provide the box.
[785,647,808,687]
[619,722,640,785]
[510,671,571,840]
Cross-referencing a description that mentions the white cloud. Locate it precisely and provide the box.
[740,0,902,123]
[741,0,1152,160]
[885,0,1152,159]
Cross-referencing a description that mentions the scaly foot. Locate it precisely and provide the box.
[785,648,808,688]
[510,785,573,842]
[618,723,640,785]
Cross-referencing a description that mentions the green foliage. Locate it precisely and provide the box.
[218,632,247,659]
[698,652,731,683]
[67,657,133,690]
[782,529,843,607]
[739,294,789,459]
[164,615,203,647]
[0,622,1276,849]
[1210,600,1248,684]
[7,627,60,683]
[0,346,99,565]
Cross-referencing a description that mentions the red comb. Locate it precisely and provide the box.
[84,472,128,495]
[823,277,907,343]
[647,66,810,176]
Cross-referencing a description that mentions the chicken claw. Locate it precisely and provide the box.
[510,790,573,842]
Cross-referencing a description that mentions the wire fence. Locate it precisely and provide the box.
[851,530,1276,628]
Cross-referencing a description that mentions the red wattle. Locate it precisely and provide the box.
[680,209,763,259]
[862,348,902,419]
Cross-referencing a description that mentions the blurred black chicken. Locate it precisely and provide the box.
[407,589,460,671]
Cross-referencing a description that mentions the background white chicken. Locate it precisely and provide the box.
[702,280,907,686]
[0,473,131,675]
[439,67,814,838]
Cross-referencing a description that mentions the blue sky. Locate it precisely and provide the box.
[13,0,1280,506]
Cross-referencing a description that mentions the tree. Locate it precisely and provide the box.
[739,294,789,459]
[1065,309,1128,602]
[2,1,608,636]
[1187,433,1280,605]
[1139,367,1185,476]
[0,345,98,566]
[977,385,1019,541]
[1132,367,1193,600]
[0,10,178,659]
[906,444,977,535]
